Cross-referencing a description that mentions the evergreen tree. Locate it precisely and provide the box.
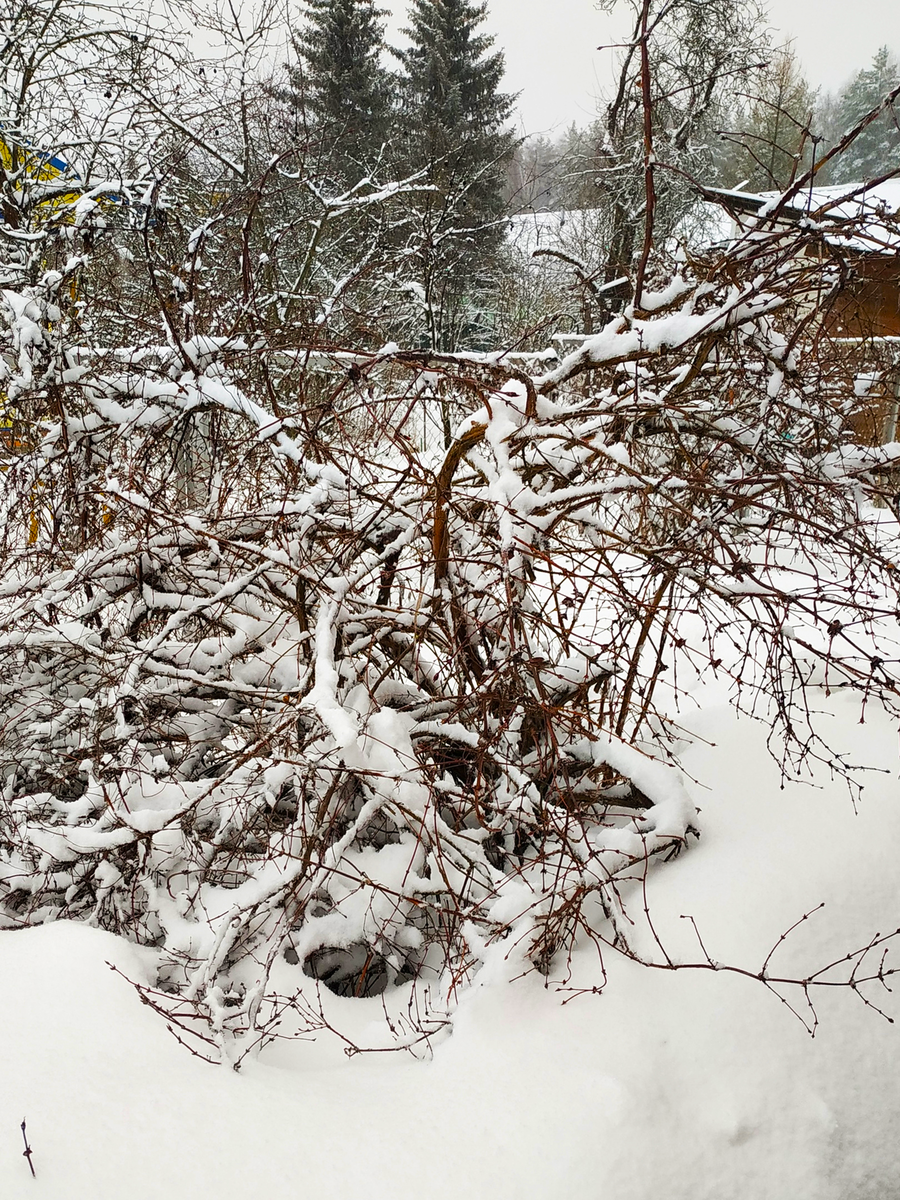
[824,46,900,183]
[505,126,587,213]
[287,0,393,184]
[396,0,514,349]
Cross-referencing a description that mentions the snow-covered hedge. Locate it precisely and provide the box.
[1,191,899,1061]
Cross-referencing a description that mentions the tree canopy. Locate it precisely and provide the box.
[822,46,900,183]
[395,0,515,349]
[286,0,393,183]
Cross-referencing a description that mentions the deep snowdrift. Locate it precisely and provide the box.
[2,685,898,1200]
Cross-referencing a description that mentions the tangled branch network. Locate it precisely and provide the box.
[1,195,900,1061]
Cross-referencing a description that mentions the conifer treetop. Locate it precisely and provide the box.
[827,45,900,183]
[397,0,513,140]
[290,0,393,178]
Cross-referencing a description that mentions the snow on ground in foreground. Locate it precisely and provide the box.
[1,686,899,1200]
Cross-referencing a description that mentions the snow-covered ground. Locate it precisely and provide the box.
[2,681,898,1200]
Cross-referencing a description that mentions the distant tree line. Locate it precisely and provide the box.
[509,41,900,213]
[200,1,899,352]
[502,27,898,332]
[817,45,900,183]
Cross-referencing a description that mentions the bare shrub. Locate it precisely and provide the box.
[2,0,900,1064]
[1,177,900,1059]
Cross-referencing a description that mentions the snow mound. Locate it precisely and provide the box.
[1,688,898,1200]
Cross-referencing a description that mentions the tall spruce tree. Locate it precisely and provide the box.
[824,47,900,183]
[396,0,514,350]
[288,0,392,184]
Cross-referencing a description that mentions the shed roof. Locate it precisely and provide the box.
[702,179,900,255]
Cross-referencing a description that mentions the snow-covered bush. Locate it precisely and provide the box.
[1,175,899,1062]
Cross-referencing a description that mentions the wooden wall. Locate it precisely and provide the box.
[823,251,900,339]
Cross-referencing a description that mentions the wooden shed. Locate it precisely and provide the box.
[703,181,900,444]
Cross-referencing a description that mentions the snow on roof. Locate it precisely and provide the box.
[704,178,900,254]
[508,179,900,268]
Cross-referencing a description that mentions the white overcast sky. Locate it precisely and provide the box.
[381,0,900,134]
